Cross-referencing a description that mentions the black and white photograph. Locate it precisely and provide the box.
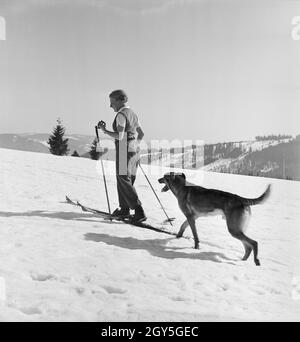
[0,0,299,323]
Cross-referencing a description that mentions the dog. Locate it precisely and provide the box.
[158,172,271,266]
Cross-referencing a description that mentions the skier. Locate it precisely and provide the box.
[98,90,147,223]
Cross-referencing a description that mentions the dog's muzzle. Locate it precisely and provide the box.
[158,177,169,192]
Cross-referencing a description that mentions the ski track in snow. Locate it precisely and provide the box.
[0,148,299,321]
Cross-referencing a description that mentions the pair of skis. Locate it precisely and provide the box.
[65,196,185,239]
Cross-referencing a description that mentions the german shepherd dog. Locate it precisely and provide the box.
[158,173,271,266]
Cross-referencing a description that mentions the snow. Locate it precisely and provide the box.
[201,158,233,172]
[0,147,299,321]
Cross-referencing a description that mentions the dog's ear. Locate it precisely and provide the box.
[170,172,175,179]
[180,173,186,180]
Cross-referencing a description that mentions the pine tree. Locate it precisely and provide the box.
[89,138,100,160]
[71,150,80,157]
[48,119,69,156]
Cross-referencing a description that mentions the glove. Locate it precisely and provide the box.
[97,120,106,129]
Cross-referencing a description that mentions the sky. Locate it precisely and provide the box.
[0,0,299,144]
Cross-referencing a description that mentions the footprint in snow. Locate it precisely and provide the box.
[171,295,190,302]
[101,285,127,295]
[20,306,42,315]
[30,273,56,282]
[75,287,85,295]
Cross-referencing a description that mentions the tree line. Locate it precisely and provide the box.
[255,134,292,141]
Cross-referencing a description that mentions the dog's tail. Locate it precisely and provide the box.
[241,184,271,206]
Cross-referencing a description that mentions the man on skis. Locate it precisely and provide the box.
[98,89,147,223]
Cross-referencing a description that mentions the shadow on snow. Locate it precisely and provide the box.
[84,232,237,265]
[0,210,102,223]
[0,209,238,265]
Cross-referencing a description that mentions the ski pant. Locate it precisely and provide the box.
[115,141,141,210]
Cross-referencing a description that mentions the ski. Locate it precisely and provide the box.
[66,196,109,217]
[65,196,189,239]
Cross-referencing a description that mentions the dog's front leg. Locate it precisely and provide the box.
[187,216,199,249]
[177,219,189,238]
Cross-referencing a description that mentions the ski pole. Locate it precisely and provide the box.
[95,126,112,218]
[138,162,174,226]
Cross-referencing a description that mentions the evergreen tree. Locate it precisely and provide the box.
[48,119,69,156]
[89,138,100,160]
[71,150,80,157]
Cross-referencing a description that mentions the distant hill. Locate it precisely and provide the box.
[141,137,299,180]
[0,134,50,154]
[0,133,298,180]
[242,140,300,180]
[203,139,300,181]
[0,133,95,156]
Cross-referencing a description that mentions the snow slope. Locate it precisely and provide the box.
[0,148,299,321]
